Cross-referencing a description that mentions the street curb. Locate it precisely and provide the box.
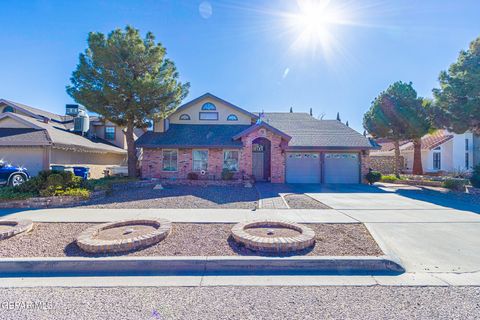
[0,255,404,276]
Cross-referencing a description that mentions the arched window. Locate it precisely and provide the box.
[227,114,238,121]
[201,102,216,111]
[2,106,14,113]
[179,114,191,120]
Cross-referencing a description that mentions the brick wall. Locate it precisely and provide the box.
[140,127,287,183]
[141,148,242,180]
[360,151,370,184]
[369,155,404,174]
[240,127,286,183]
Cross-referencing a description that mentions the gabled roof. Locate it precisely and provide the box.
[232,121,292,141]
[173,93,258,120]
[261,113,374,149]
[0,112,125,154]
[0,99,70,123]
[136,124,249,148]
[0,128,51,146]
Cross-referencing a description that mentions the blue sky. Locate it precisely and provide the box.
[0,0,479,132]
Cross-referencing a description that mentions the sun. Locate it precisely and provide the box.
[286,0,348,57]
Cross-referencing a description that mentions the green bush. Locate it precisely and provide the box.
[53,187,90,198]
[12,170,88,198]
[442,178,467,191]
[380,174,398,183]
[470,165,480,188]
[365,170,382,185]
[83,176,138,191]
[0,187,35,201]
[221,169,234,181]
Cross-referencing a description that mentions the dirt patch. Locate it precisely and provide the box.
[246,226,301,238]
[95,224,158,241]
[284,194,331,209]
[0,223,383,257]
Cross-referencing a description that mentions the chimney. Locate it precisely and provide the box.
[43,117,50,124]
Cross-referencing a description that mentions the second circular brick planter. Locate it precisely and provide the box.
[231,220,316,253]
[76,218,172,254]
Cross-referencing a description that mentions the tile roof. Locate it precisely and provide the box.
[136,124,250,148]
[402,130,454,151]
[261,113,374,149]
[370,130,454,153]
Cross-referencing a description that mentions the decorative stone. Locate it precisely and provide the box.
[153,184,164,190]
[0,219,34,240]
[76,218,172,253]
[231,220,315,253]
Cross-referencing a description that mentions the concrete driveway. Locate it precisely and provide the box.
[294,183,480,281]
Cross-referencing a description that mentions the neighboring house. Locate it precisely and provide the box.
[0,99,129,178]
[371,130,480,174]
[136,93,374,184]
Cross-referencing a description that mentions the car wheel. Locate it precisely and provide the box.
[9,174,26,187]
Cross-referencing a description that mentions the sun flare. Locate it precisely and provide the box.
[286,0,349,58]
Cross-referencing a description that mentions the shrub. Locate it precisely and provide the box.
[83,176,137,191]
[0,187,35,201]
[471,165,480,188]
[221,169,234,181]
[365,170,382,185]
[380,174,398,183]
[13,170,87,198]
[442,178,468,191]
[54,187,90,198]
[187,172,198,180]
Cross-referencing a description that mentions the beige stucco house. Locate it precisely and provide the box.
[0,99,129,178]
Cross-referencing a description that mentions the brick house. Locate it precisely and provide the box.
[136,93,375,184]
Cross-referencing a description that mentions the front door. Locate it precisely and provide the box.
[252,144,265,181]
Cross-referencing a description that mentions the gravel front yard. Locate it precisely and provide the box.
[0,223,382,257]
[284,194,331,209]
[78,185,258,209]
[1,287,479,320]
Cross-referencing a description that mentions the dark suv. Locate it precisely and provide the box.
[0,161,30,187]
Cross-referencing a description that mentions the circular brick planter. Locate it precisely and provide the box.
[76,218,172,254]
[0,219,34,240]
[231,220,315,253]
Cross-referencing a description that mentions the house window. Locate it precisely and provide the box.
[199,112,218,120]
[465,138,469,151]
[227,114,238,121]
[223,150,239,171]
[201,102,216,110]
[193,150,208,171]
[105,126,115,140]
[179,114,191,120]
[2,106,14,113]
[162,149,178,171]
[466,152,470,169]
[433,152,441,170]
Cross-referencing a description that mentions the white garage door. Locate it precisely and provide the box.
[324,153,360,184]
[286,152,321,183]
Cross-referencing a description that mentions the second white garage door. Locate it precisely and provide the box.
[324,153,360,184]
[286,153,321,183]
